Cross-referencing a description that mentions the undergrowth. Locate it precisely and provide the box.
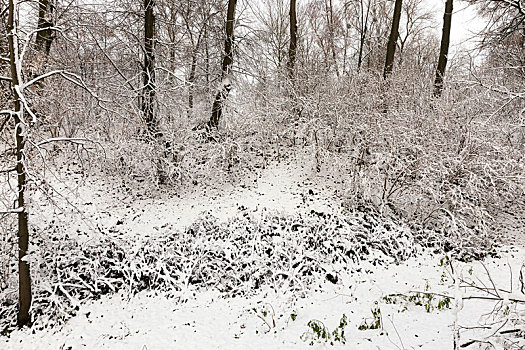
[0,204,499,333]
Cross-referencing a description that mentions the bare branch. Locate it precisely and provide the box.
[0,114,10,133]
[36,137,92,147]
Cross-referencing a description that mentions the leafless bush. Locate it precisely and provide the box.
[227,68,524,256]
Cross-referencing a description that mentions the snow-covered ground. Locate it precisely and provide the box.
[4,249,525,349]
[30,158,342,240]
[2,160,524,349]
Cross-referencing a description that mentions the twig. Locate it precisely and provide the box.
[0,167,15,174]
[386,314,405,350]
[36,137,92,147]
[256,314,273,332]
[481,261,501,298]
[0,114,10,133]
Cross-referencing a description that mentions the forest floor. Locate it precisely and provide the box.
[2,157,525,349]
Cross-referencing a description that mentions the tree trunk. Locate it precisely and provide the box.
[326,0,339,76]
[8,0,32,328]
[383,0,402,79]
[357,0,370,72]
[288,0,297,81]
[142,0,157,136]
[35,0,54,58]
[188,30,203,116]
[204,24,210,92]
[208,0,236,129]
[188,50,197,115]
[433,0,453,97]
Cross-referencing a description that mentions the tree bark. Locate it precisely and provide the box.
[188,50,197,114]
[383,0,402,79]
[326,0,339,76]
[188,30,204,116]
[8,0,32,328]
[357,0,370,72]
[35,0,54,58]
[433,0,453,97]
[204,23,210,92]
[209,0,236,129]
[288,0,297,81]
[142,0,157,136]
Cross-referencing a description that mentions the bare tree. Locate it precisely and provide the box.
[250,0,290,71]
[176,0,220,115]
[325,0,339,76]
[434,0,453,97]
[142,0,158,136]
[468,0,525,40]
[384,0,403,78]
[342,0,390,74]
[288,0,297,80]
[6,0,31,327]
[397,0,435,63]
[356,0,372,71]
[467,0,525,80]
[208,0,236,129]
[302,0,339,75]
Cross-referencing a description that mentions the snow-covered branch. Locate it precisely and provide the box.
[14,86,36,125]
[0,207,24,214]
[20,26,62,64]
[23,70,64,89]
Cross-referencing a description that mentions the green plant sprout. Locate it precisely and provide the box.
[358,306,381,330]
[383,292,451,312]
[301,314,348,346]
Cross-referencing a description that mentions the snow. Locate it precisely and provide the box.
[4,249,525,349]
[2,160,524,349]
[37,159,340,240]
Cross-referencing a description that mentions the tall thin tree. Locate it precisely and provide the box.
[433,0,453,97]
[7,0,32,327]
[288,0,297,80]
[326,0,339,76]
[208,0,236,129]
[142,0,157,135]
[383,0,402,79]
[357,0,371,72]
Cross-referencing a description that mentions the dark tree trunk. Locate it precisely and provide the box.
[204,24,210,92]
[208,0,236,129]
[383,0,403,79]
[8,0,32,328]
[357,0,370,72]
[288,0,297,80]
[433,0,453,97]
[188,31,203,116]
[35,0,54,58]
[326,0,339,76]
[188,51,197,114]
[142,0,157,136]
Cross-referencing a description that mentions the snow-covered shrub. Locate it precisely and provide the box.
[0,208,418,332]
[241,69,524,257]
